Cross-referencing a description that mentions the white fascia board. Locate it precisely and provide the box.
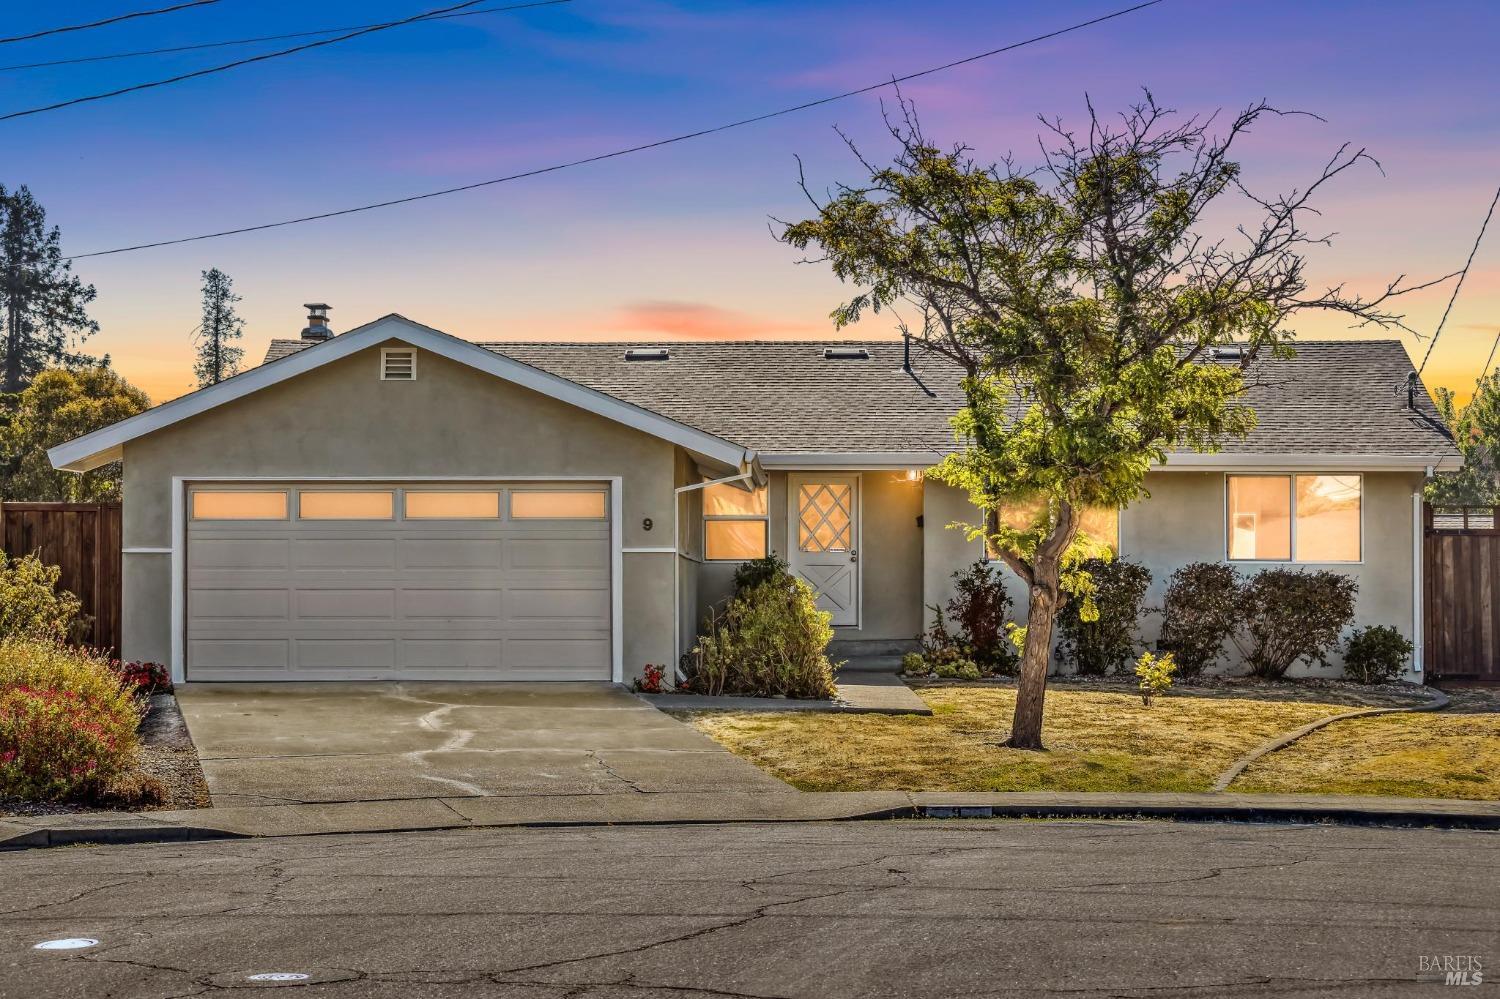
[759,451,944,470]
[49,314,750,472]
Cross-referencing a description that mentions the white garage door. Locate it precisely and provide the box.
[185,482,612,681]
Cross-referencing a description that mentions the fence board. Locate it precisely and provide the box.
[0,502,122,657]
[1425,504,1500,680]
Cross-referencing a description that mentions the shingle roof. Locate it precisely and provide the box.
[262,336,1458,460]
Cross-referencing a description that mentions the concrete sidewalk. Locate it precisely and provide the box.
[5,790,1498,850]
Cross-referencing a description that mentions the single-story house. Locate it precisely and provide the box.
[48,309,1460,686]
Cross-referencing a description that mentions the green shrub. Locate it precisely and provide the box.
[1238,568,1358,679]
[1157,562,1241,676]
[683,569,837,699]
[1342,626,1413,685]
[900,652,928,676]
[731,553,789,592]
[1057,557,1152,676]
[0,637,142,801]
[919,561,1018,676]
[0,550,82,641]
[1135,651,1177,706]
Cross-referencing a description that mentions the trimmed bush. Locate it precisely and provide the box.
[919,561,1018,676]
[1157,562,1241,677]
[0,550,82,641]
[1342,626,1413,685]
[1058,557,1152,675]
[0,637,142,801]
[683,567,837,699]
[1238,568,1358,679]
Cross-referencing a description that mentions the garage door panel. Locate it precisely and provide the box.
[293,539,396,570]
[296,639,397,671]
[190,538,290,570]
[186,482,613,681]
[401,539,505,569]
[401,588,505,619]
[295,588,398,620]
[189,638,290,670]
[509,537,609,570]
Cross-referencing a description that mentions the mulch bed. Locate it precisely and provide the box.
[0,692,211,818]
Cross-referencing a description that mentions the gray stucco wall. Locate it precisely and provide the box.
[120,340,679,682]
[921,471,1424,678]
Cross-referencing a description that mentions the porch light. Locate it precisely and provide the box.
[904,469,923,483]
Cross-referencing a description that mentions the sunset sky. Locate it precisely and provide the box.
[3,0,1496,405]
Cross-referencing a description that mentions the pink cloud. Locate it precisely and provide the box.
[599,300,830,340]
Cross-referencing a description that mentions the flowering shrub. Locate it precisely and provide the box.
[0,638,142,801]
[0,550,82,641]
[112,660,173,695]
[635,663,665,694]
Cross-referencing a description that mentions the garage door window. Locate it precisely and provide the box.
[510,490,607,520]
[298,491,394,520]
[191,491,288,520]
[404,490,501,519]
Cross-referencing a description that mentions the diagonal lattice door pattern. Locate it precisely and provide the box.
[798,483,852,552]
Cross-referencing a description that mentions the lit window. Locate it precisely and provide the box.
[510,490,607,520]
[404,491,501,519]
[1294,474,1361,562]
[191,491,287,520]
[1227,476,1292,560]
[1001,496,1120,553]
[299,491,394,520]
[704,482,768,560]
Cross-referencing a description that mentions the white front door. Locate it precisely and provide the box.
[787,474,859,627]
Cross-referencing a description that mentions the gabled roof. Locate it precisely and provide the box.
[263,335,1461,470]
[48,315,755,473]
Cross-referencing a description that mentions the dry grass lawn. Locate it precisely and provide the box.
[688,684,1373,793]
[1230,709,1500,800]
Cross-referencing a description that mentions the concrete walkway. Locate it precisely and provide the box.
[4,790,1498,850]
[174,682,788,806]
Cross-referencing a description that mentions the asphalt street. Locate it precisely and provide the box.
[2,819,1496,998]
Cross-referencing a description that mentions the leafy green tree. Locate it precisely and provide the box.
[0,367,148,501]
[193,267,245,388]
[1426,376,1499,505]
[0,186,99,393]
[781,96,1430,748]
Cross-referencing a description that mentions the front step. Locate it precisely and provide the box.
[829,638,919,659]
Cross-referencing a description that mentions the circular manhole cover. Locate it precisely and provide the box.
[34,938,99,951]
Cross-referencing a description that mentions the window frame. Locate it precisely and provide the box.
[1223,472,1363,565]
[702,482,770,562]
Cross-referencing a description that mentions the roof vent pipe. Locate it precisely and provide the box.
[1406,370,1418,410]
[301,303,333,341]
[902,332,911,373]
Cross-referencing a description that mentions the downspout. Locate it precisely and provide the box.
[1413,466,1432,681]
[670,452,761,683]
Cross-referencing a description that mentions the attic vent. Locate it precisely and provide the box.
[823,347,870,360]
[1212,345,1246,361]
[381,348,416,381]
[624,348,670,362]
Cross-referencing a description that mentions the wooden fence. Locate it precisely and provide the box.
[0,501,122,657]
[1424,503,1500,682]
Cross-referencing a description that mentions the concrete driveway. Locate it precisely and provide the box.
[176,683,788,806]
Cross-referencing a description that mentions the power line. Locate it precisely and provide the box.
[0,1,571,73]
[1418,182,1500,374]
[0,0,510,124]
[65,0,1165,260]
[0,1,222,46]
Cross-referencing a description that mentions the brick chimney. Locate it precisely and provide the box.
[301,303,333,341]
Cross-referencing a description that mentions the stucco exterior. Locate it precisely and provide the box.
[120,340,681,683]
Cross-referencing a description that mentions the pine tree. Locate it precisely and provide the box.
[0,185,99,393]
[193,267,245,387]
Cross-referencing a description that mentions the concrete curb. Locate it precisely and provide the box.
[1210,688,1452,792]
[6,785,1499,852]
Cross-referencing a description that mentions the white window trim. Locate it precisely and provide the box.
[702,484,769,562]
[1223,472,1364,565]
[380,347,417,381]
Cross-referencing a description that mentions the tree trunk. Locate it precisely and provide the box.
[1009,572,1059,750]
